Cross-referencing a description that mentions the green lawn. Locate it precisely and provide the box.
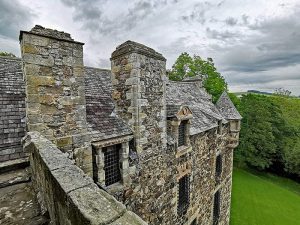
[230,168,300,225]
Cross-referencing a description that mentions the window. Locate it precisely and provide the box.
[191,218,197,225]
[178,120,187,147]
[103,145,121,186]
[178,175,190,215]
[215,154,222,178]
[213,190,221,225]
[217,120,222,135]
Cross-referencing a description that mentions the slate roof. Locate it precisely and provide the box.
[0,56,24,95]
[166,104,182,118]
[166,80,224,135]
[0,56,26,161]
[0,58,132,145]
[84,67,132,141]
[216,91,242,120]
[0,55,240,144]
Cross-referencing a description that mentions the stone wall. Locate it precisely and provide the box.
[110,41,173,223]
[19,25,92,175]
[110,41,235,225]
[111,41,167,156]
[23,131,147,225]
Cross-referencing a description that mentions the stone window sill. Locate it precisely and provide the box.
[105,182,124,192]
[176,145,192,158]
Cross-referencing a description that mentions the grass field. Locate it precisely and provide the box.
[230,168,300,225]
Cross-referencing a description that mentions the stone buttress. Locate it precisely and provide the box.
[19,25,93,176]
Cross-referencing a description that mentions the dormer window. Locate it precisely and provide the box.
[217,120,222,135]
[178,120,187,147]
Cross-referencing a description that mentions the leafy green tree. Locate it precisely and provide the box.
[169,53,227,102]
[0,51,16,57]
[236,94,277,170]
[236,94,300,177]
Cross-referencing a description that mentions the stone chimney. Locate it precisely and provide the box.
[111,41,167,157]
[19,25,92,176]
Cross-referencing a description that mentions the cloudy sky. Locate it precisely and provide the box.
[1,0,299,95]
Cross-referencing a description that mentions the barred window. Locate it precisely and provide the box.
[103,145,121,186]
[178,175,190,215]
[178,120,187,147]
[215,154,222,178]
[213,190,221,225]
[191,219,197,225]
[217,120,222,135]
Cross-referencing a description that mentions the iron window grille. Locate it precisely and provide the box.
[217,120,222,135]
[178,120,187,147]
[178,175,190,215]
[215,154,222,179]
[213,190,221,225]
[191,218,197,225]
[103,145,121,186]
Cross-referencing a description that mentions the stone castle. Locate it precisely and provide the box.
[0,25,241,225]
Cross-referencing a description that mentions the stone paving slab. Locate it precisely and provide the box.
[0,168,30,188]
[0,182,44,225]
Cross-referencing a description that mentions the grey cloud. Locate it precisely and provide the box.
[217,7,300,73]
[0,0,35,39]
[225,17,237,26]
[61,0,169,36]
[206,27,238,40]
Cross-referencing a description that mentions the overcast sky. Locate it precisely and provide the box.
[0,0,299,95]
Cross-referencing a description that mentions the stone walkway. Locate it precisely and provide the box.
[0,167,48,225]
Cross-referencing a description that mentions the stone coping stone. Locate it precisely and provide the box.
[0,157,29,173]
[68,185,126,225]
[51,165,93,193]
[111,212,148,225]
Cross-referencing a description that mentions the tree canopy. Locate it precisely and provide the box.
[236,94,300,177]
[169,52,227,102]
[0,51,16,57]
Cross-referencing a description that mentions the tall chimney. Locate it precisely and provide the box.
[20,25,92,176]
[110,41,167,158]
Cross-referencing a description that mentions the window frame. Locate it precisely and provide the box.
[178,120,187,147]
[103,144,122,186]
[213,190,221,225]
[177,174,190,215]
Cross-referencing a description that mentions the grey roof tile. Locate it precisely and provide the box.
[166,80,224,135]
[216,91,242,120]
[84,67,132,141]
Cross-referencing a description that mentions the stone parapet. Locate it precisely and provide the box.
[23,131,147,225]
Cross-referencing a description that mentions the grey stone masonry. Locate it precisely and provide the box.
[23,131,147,225]
[111,40,167,155]
[19,25,93,176]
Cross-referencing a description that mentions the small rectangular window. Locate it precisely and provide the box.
[217,120,222,135]
[213,190,221,225]
[178,175,190,215]
[103,145,121,186]
[215,154,222,178]
[191,218,197,225]
[178,120,187,147]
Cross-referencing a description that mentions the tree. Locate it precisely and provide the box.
[235,94,278,170]
[274,88,292,96]
[0,51,16,57]
[236,94,300,177]
[169,53,227,102]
